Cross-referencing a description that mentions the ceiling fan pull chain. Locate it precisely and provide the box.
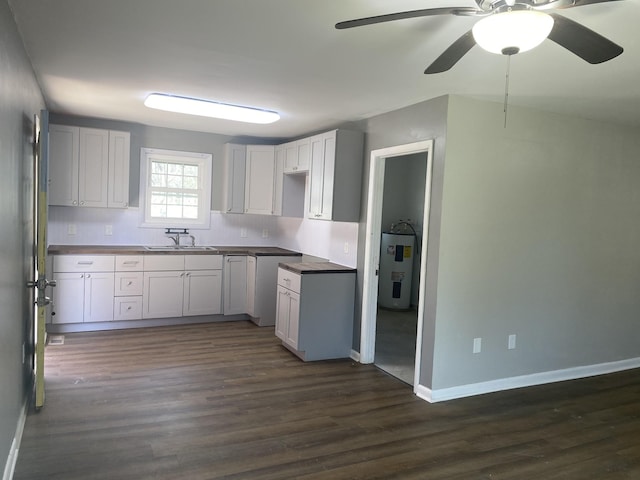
[503,54,512,128]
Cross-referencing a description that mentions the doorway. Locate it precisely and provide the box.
[360,140,434,391]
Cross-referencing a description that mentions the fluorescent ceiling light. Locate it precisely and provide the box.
[144,93,280,124]
[472,10,554,55]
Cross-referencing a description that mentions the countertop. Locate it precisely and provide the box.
[278,261,356,274]
[48,245,302,257]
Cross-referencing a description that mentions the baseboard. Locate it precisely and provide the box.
[350,349,360,362]
[2,398,28,480]
[415,356,640,403]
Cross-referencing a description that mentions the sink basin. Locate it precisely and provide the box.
[144,245,218,251]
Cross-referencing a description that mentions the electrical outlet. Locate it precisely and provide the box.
[105,224,113,236]
[240,228,247,238]
[473,337,482,354]
[67,224,77,235]
[262,229,269,238]
[508,334,517,350]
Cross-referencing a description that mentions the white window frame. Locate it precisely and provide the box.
[140,147,212,228]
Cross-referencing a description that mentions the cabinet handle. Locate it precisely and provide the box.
[86,274,91,278]
[80,274,84,278]
[80,201,85,206]
[72,200,78,206]
[122,261,139,265]
[185,272,191,276]
[127,306,132,311]
[77,261,94,265]
[127,281,133,286]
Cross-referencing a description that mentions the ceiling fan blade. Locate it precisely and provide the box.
[571,0,624,6]
[424,30,476,74]
[335,7,480,30]
[547,13,623,64]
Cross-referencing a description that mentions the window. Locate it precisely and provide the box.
[140,148,212,228]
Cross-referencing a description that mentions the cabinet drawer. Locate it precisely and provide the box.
[113,296,143,321]
[114,272,143,296]
[143,255,184,271]
[185,254,223,271]
[115,255,143,271]
[53,255,114,273]
[277,268,301,293]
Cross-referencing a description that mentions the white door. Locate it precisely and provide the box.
[223,256,247,314]
[183,270,222,316]
[108,130,130,208]
[83,272,115,322]
[244,145,275,215]
[48,124,79,206]
[51,273,85,324]
[275,285,289,341]
[78,127,109,207]
[143,271,184,318]
[286,290,300,350]
[246,256,257,317]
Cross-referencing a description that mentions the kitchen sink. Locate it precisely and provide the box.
[144,245,218,251]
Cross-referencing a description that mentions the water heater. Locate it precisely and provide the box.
[378,232,415,310]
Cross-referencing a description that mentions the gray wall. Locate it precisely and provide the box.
[356,95,449,388]
[431,95,640,390]
[0,0,45,470]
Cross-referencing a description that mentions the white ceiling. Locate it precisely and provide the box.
[7,0,640,139]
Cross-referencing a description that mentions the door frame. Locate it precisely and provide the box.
[360,139,434,390]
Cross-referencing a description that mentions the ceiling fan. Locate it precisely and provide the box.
[335,0,624,74]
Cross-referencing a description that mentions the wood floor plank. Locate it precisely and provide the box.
[14,321,640,479]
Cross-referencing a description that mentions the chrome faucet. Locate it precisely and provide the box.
[189,235,196,246]
[167,233,181,245]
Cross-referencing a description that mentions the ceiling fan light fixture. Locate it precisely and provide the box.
[472,10,554,55]
[144,93,280,124]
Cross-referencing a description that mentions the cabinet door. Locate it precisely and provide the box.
[108,130,130,208]
[223,255,247,314]
[286,291,300,349]
[84,272,115,322]
[246,256,257,317]
[308,131,335,220]
[283,141,298,173]
[51,272,85,324]
[78,128,109,207]
[275,285,289,341]
[223,143,246,214]
[183,270,222,316]
[143,271,184,319]
[48,124,79,206]
[244,145,276,215]
[295,138,311,172]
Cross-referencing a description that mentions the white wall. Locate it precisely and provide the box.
[431,95,640,392]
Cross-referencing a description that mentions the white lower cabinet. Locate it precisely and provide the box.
[223,255,247,314]
[183,270,222,316]
[275,266,355,361]
[143,270,185,319]
[143,254,223,319]
[52,255,115,324]
[275,285,300,349]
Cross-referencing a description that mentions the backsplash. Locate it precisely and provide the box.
[48,207,358,267]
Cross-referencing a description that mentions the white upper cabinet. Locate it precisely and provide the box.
[244,145,276,215]
[78,128,109,207]
[222,143,246,214]
[48,124,79,206]
[108,130,130,208]
[49,124,130,208]
[283,138,310,174]
[308,129,364,222]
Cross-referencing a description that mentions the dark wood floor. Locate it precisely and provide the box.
[14,321,640,479]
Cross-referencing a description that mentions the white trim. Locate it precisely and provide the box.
[3,398,28,480]
[415,357,640,403]
[350,349,361,362]
[360,140,434,392]
[139,147,212,229]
